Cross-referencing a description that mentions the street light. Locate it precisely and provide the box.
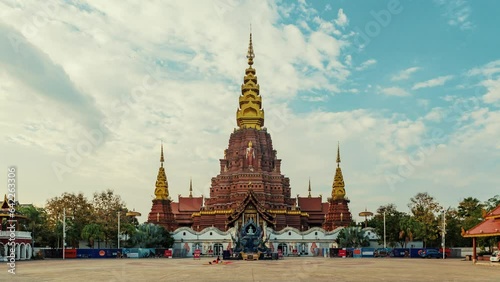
[117,211,121,249]
[441,210,446,259]
[383,211,386,249]
[63,208,66,260]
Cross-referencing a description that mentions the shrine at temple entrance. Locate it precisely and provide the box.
[147,33,353,258]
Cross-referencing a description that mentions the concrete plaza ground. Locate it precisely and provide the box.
[7,257,499,282]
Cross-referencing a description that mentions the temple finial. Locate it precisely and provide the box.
[336,141,341,167]
[189,177,193,197]
[308,177,311,198]
[160,141,165,166]
[246,31,255,66]
[237,31,264,129]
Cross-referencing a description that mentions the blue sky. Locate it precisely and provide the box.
[0,0,499,222]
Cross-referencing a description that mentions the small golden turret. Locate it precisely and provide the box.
[332,142,346,200]
[154,143,169,200]
[236,32,265,129]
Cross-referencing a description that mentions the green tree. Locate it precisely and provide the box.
[130,223,173,248]
[371,204,405,247]
[337,227,370,248]
[444,208,469,247]
[408,192,441,248]
[398,214,418,248]
[92,189,130,248]
[81,223,105,248]
[45,192,93,248]
[483,195,500,212]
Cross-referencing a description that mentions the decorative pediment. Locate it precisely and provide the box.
[226,190,275,226]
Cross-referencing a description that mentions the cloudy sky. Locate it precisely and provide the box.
[1,0,499,223]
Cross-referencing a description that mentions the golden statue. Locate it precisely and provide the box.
[246,141,255,167]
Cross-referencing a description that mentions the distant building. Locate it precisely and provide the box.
[0,195,33,261]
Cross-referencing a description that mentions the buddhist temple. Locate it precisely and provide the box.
[148,33,353,257]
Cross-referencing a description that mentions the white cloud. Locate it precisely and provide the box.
[424,107,445,122]
[379,86,410,97]
[417,99,430,108]
[335,8,348,28]
[391,67,420,81]
[435,0,474,30]
[355,59,377,71]
[0,1,498,225]
[412,75,453,90]
[344,54,352,66]
[467,60,500,104]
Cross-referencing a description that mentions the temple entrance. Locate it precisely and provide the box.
[213,243,223,256]
[278,243,288,256]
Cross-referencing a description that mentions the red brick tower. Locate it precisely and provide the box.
[147,143,177,231]
[323,143,352,231]
[191,33,308,231]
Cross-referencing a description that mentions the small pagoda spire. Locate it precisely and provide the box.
[308,177,311,198]
[332,142,346,200]
[154,143,169,200]
[189,177,193,198]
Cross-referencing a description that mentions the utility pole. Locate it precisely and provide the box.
[63,208,66,260]
[442,210,446,259]
[117,211,121,249]
[383,211,386,249]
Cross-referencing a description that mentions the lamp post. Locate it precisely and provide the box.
[117,211,121,249]
[63,208,66,260]
[383,211,386,249]
[442,210,446,259]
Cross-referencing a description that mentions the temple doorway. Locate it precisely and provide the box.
[213,243,223,256]
[278,243,288,255]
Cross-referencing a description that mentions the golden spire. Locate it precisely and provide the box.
[332,142,346,200]
[308,177,311,197]
[236,32,265,129]
[336,141,341,167]
[160,141,165,166]
[189,177,193,198]
[247,32,255,66]
[154,143,169,200]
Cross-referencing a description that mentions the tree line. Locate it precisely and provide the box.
[364,192,500,250]
[16,189,173,249]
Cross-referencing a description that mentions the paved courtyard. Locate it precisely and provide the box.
[7,257,499,282]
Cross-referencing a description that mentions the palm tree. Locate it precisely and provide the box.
[81,223,105,248]
[338,227,370,248]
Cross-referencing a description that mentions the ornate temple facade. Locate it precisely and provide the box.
[147,34,353,256]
